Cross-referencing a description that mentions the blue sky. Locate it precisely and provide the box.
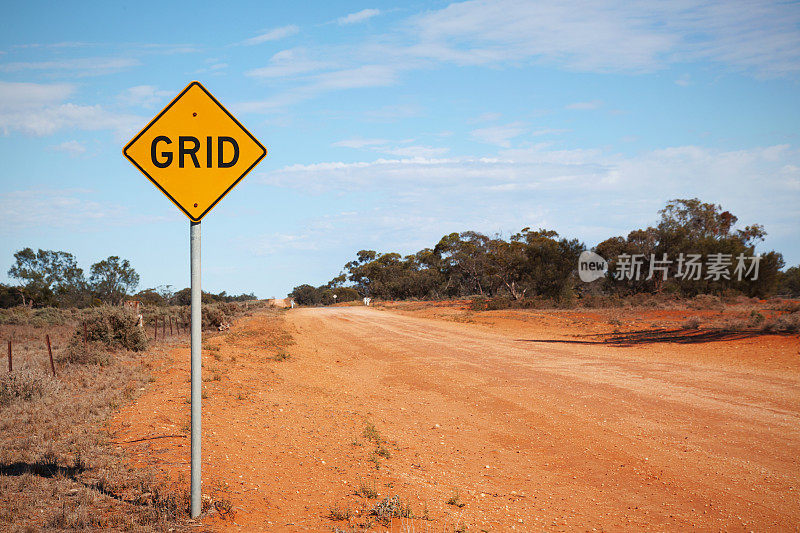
[1,0,799,298]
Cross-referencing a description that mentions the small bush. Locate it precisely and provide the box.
[370,495,412,524]
[363,422,381,444]
[0,306,72,326]
[327,505,351,521]
[763,311,800,333]
[688,294,724,310]
[58,338,112,366]
[748,310,765,327]
[446,491,466,508]
[202,305,227,330]
[269,350,291,361]
[682,316,701,330]
[357,482,378,499]
[79,307,147,352]
[0,369,59,406]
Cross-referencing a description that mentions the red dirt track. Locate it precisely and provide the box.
[112,306,800,531]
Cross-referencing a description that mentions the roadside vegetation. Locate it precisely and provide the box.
[0,306,188,531]
[290,198,800,307]
[0,247,265,530]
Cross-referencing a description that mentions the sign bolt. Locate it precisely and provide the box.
[192,112,197,117]
[194,203,198,207]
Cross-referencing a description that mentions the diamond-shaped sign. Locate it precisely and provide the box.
[123,81,266,221]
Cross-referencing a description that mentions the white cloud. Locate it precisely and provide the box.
[380,146,450,158]
[0,57,140,76]
[313,64,399,90]
[531,128,569,136]
[258,144,800,251]
[0,81,142,137]
[337,9,381,25]
[363,103,423,121]
[242,25,300,45]
[409,0,800,76]
[333,137,448,158]
[0,189,130,231]
[117,85,172,108]
[1,102,141,137]
[470,122,526,147]
[246,48,332,78]
[474,112,502,122]
[0,81,74,109]
[239,62,404,114]
[565,100,603,110]
[223,1,800,116]
[50,140,86,156]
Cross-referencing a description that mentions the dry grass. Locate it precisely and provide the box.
[0,318,189,531]
[369,495,413,525]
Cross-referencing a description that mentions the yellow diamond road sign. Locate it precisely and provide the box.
[123,81,267,221]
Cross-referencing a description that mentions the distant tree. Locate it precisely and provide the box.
[135,288,166,307]
[89,256,140,304]
[7,248,87,307]
[290,198,785,304]
[173,287,191,306]
[597,198,782,296]
[487,237,529,300]
[434,232,492,296]
[0,283,24,308]
[327,273,347,289]
[513,229,584,300]
[290,284,322,306]
[777,265,800,297]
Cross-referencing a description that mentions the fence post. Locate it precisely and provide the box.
[162,316,166,338]
[46,334,56,377]
[7,340,11,372]
[154,319,158,341]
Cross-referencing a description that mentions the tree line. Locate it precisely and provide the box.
[1,248,256,308]
[291,198,800,305]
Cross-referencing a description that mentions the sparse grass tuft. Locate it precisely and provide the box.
[363,421,381,444]
[357,481,378,499]
[270,350,291,361]
[327,504,352,521]
[446,490,466,508]
[369,495,413,525]
[375,444,391,459]
[368,451,381,470]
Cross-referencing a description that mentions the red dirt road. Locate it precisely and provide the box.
[112,306,800,531]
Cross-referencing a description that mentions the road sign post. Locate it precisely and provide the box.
[190,220,201,517]
[123,81,266,519]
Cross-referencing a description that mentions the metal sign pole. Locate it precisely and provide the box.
[190,220,202,518]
